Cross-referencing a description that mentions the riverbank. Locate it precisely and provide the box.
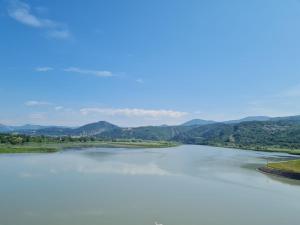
[0,140,179,153]
[259,159,300,180]
[205,143,300,155]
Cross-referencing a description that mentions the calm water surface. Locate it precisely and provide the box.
[0,145,299,225]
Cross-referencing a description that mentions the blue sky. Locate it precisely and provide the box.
[1,0,300,126]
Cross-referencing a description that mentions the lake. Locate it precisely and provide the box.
[0,145,299,225]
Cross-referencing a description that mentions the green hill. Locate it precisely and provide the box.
[2,115,300,154]
[174,117,300,153]
[181,119,216,126]
[34,121,120,136]
[73,121,120,136]
[98,125,192,141]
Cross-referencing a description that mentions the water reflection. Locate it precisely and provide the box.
[0,145,300,225]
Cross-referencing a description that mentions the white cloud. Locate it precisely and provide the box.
[80,107,188,118]
[8,0,71,40]
[64,67,113,77]
[25,100,52,106]
[13,102,189,126]
[35,66,53,72]
[8,0,49,27]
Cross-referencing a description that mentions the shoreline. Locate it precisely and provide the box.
[2,141,300,155]
[258,166,300,180]
[0,141,179,154]
[2,140,300,157]
[197,143,300,155]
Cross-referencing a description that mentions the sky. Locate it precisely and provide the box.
[1,0,300,127]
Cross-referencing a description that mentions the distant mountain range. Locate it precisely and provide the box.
[225,116,271,124]
[181,119,216,126]
[32,121,119,136]
[0,115,274,136]
[1,122,117,136]
[2,115,300,151]
[0,124,10,133]
[0,124,52,133]
[181,116,272,126]
[2,115,300,152]
[173,115,300,150]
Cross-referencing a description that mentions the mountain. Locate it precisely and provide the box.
[73,121,120,136]
[181,116,271,127]
[181,119,216,126]
[271,115,300,123]
[98,125,192,141]
[10,124,50,131]
[0,124,11,132]
[225,116,271,124]
[173,117,300,150]
[0,124,53,133]
[2,115,300,151]
[35,121,120,136]
[34,127,75,136]
[10,115,300,150]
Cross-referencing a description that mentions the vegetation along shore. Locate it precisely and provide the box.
[0,134,178,153]
[259,159,300,180]
[2,115,300,155]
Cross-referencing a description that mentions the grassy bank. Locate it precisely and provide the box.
[0,146,58,153]
[266,159,300,173]
[0,140,179,154]
[259,159,300,180]
[205,143,300,155]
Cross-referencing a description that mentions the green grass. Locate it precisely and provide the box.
[267,159,300,173]
[208,142,300,155]
[0,146,58,153]
[0,140,179,153]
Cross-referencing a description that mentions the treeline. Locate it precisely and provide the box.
[2,117,300,152]
[0,134,98,145]
[0,133,156,145]
[173,120,300,150]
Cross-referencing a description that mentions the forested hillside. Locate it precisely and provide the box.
[174,118,300,151]
[2,116,300,153]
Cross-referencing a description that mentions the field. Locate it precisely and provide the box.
[266,159,300,173]
[211,143,300,155]
[0,140,179,153]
